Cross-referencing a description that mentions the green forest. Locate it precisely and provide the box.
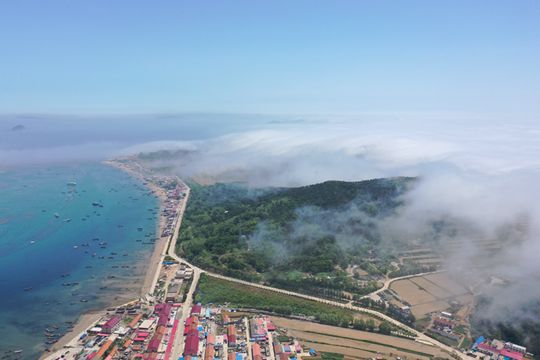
[177,177,415,298]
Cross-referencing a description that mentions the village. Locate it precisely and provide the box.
[41,160,317,360]
[44,283,315,360]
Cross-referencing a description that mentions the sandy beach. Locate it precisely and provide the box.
[42,160,176,356]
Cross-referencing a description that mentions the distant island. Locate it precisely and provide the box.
[11,124,26,131]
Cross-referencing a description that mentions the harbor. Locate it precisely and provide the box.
[0,164,162,358]
[41,158,190,359]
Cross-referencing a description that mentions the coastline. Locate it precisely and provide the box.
[42,160,175,356]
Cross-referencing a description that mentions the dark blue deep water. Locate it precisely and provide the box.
[0,163,159,358]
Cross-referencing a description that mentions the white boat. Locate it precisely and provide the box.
[67,181,77,186]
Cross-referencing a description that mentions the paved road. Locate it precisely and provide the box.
[364,270,447,299]
[165,183,201,360]
[168,181,471,360]
[169,256,467,359]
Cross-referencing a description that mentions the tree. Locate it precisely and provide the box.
[366,319,376,332]
[378,321,392,335]
[353,319,366,330]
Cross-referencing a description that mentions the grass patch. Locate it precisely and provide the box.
[459,337,473,349]
[453,325,466,335]
[321,352,346,360]
[426,330,459,347]
[277,335,292,343]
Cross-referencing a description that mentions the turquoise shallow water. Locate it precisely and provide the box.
[0,163,159,358]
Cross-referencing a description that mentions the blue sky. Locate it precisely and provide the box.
[0,0,539,114]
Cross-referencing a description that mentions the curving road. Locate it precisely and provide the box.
[363,269,447,299]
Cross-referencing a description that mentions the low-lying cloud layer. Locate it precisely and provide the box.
[129,115,540,323]
[3,113,540,323]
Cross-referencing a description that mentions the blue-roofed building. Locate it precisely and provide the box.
[473,336,485,349]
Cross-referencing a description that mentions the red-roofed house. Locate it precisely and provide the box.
[500,349,524,360]
[102,316,121,334]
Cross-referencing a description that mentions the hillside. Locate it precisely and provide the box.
[177,177,416,298]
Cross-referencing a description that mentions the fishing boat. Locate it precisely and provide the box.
[54,213,60,218]
[67,181,77,186]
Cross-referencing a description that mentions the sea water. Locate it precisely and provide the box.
[0,163,159,358]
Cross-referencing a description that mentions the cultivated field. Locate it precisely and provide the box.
[391,280,436,305]
[271,317,453,360]
[409,277,452,299]
[390,273,470,318]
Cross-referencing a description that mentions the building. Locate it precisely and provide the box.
[433,316,454,329]
[128,314,143,329]
[249,318,267,341]
[139,318,156,331]
[505,343,527,355]
[266,317,276,331]
[166,283,181,302]
[227,325,237,346]
[191,304,202,316]
[184,329,200,356]
[155,303,172,327]
[252,343,262,360]
[94,334,118,360]
[101,316,121,334]
[204,334,215,360]
[440,311,453,319]
[475,339,525,360]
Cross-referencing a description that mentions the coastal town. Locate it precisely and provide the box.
[43,300,314,360]
[38,159,532,360]
[42,158,315,360]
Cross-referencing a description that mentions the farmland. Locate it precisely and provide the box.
[389,273,471,319]
[271,317,453,360]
